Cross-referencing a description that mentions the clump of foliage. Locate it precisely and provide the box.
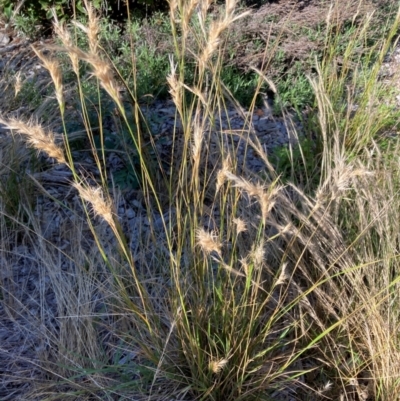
[0,0,169,34]
[3,1,400,400]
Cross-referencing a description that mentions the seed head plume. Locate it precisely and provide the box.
[167,55,183,114]
[224,171,265,197]
[64,45,123,109]
[52,10,79,75]
[0,117,66,164]
[191,113,203,162]
[258,187,280,223]
[223,171,281,222]
[87,55,122,107]
[182,0,199,37]
[209,358,228,374]
[199,1,251,70]
[44,40,123,110]
[251,239,265,269]
[72,181,115,228]
[31,46,65,114]
[197,0,214,36]
[216,156,232,193]
[72,0,100,54]
[14,72,22,97]
[196,228,222,258]
[275,263,289,286]
[169,0,178,20]
[85,0,100,54]
[199,22,223,71]
[233,217,247,234]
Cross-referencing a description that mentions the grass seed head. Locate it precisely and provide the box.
[52,14,79,75]
[70,0,100,55]
[275,263,289,286]
[233,217,247,234]
[0,117,66,164]
[183,0,200,35]
[196,228,222,258]
[79,52,123,109]
[31,46,65,114]
[251,240,265,269]
[84,0,100,54]
[167,55,182,107]
[72,182,115,228]
[216,156,233,193]
[14,72,22,97]
[191,119,204,162]
[209,358,228,374]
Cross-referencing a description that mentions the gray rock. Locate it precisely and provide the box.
[256,117,279,132]
[0,32,10,47]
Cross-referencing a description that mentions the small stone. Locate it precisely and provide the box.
[256,117,279,132]
[126,208,135,219]
[131,199,142,209]
[277,136,286,145]
[0,32,10,46]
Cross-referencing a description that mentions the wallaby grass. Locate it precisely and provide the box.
[2,0,400,400]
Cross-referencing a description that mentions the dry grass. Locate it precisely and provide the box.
[1,0,400,400]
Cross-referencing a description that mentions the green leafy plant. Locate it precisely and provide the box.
[12,12,40,38]
[269,136,321,190]
[1,0,107,38]
[0,1,13,22]
[0,142,38,230]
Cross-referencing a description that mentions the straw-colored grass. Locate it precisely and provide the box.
[2,0,400,400]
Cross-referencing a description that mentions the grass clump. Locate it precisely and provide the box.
[2,0,400,400]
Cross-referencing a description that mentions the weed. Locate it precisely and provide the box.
[0,136,39,231]
[269,136,321,189]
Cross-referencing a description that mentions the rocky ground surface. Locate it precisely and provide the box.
[1,2,400,399]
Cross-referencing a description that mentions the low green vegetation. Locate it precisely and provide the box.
[2,0,400,400]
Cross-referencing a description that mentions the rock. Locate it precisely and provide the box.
[126,208,135,219]
[0,32,10,47]
[256,117,279,132]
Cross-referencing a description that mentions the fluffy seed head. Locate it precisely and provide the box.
[52,13,79,75]
[70,49,123,109]
[14,72,22,97]
[191,117,203,161]
[0,117,66,164]
[90,58,121,105]
[182,0,199,35]
[198,3,251,70]
[199,22,223,70]
[167,55,182,108]
[233,218,247,234]
[84,0,100,54]
[31,46,64,114]
[239,257,250,276]
[72,182,114,227]
[209,358,228,374]
[196,228,222,257]
[224,171,281,221]
[251,240,265,269]
[275,263,289,286]
[216,156,233,193]
[70,0,100,54]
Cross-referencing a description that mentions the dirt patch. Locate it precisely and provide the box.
[230,0,393,71]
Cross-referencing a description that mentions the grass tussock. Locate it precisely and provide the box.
[2,0,400,400]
